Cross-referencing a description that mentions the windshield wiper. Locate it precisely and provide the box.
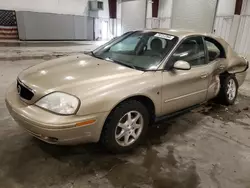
[91,51,104,60]
[84,53,144,71]
[106,57,139,70]
[84,51,105,60]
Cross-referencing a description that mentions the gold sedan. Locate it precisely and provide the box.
[6,29,248,152]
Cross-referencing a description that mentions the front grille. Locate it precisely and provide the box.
[17,79,34,100]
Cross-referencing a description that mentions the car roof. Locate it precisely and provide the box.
[144,28,216,38]
[142,28,234,57]
[143,28,229,47]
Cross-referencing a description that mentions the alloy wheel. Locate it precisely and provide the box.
[115,111,144,147]
[227,79,236,101]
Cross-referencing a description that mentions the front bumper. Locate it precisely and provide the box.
[5,83,109,145]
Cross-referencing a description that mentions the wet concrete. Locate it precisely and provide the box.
[1,58,250,188]
[0,41,106,61]
[0,40,98,47]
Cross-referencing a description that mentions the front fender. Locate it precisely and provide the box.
[76,72,162,116]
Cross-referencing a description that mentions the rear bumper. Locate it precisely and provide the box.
[236,62,248,86]
[5,83,109,145]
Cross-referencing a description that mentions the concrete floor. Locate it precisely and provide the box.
[1,44,250,188]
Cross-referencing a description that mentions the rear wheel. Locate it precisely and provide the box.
[217,74,238,105]
[101,100,149,153]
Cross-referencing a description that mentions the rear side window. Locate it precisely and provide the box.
[204,37,226,61]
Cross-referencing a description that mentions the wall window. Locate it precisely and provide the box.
[97,1,104,10]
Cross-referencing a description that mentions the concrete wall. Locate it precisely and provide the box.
[0,0,109,17]
[1,0,110,40]
[0,0,89,15]
[17,11,94,40]
[1,0,244,45]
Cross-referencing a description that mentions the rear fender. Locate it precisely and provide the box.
[227,56,249,74]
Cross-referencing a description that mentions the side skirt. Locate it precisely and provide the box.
[154,104,202,125]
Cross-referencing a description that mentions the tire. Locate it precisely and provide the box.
[101,100,149,153]
[216,74,238,105]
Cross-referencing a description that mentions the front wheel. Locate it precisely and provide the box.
[101,100,149,153]
[217,74,238,105]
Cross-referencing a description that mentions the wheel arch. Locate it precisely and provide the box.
[104,95,156,128]
[216,72,238,105]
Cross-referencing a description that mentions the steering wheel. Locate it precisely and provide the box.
[135,41,147,55]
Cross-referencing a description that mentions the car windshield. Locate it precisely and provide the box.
[92,31,178,70]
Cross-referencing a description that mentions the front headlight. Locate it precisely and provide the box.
[36,92,80,115]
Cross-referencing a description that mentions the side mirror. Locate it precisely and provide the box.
[173,60,191,70]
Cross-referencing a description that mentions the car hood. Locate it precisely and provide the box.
[18,54,143,103]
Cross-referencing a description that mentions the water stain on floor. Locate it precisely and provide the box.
[106,146,200,188]
[196,95,250,123]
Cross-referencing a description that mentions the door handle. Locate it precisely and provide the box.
[200,73,208,79]
[219,65,225,70]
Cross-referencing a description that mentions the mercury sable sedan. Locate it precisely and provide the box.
[6,29,248,152]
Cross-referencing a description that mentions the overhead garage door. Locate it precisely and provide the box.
[235,0,250,57]
[121,0,146,33]
[172,0,218,32]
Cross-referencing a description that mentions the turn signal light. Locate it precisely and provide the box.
[76,119,96,127]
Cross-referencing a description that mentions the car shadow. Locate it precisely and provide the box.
[36,94,250,157]
[30,108,204,188]
[3,95,250,187]
[36,106,203,157]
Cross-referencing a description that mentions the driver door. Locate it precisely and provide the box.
[161,36,210,114]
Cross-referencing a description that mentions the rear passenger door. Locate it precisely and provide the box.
[204,37,227,100]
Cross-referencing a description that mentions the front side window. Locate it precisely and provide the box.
[168,36,206,67]
[93,31,178,70]
[110,35,141,52]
